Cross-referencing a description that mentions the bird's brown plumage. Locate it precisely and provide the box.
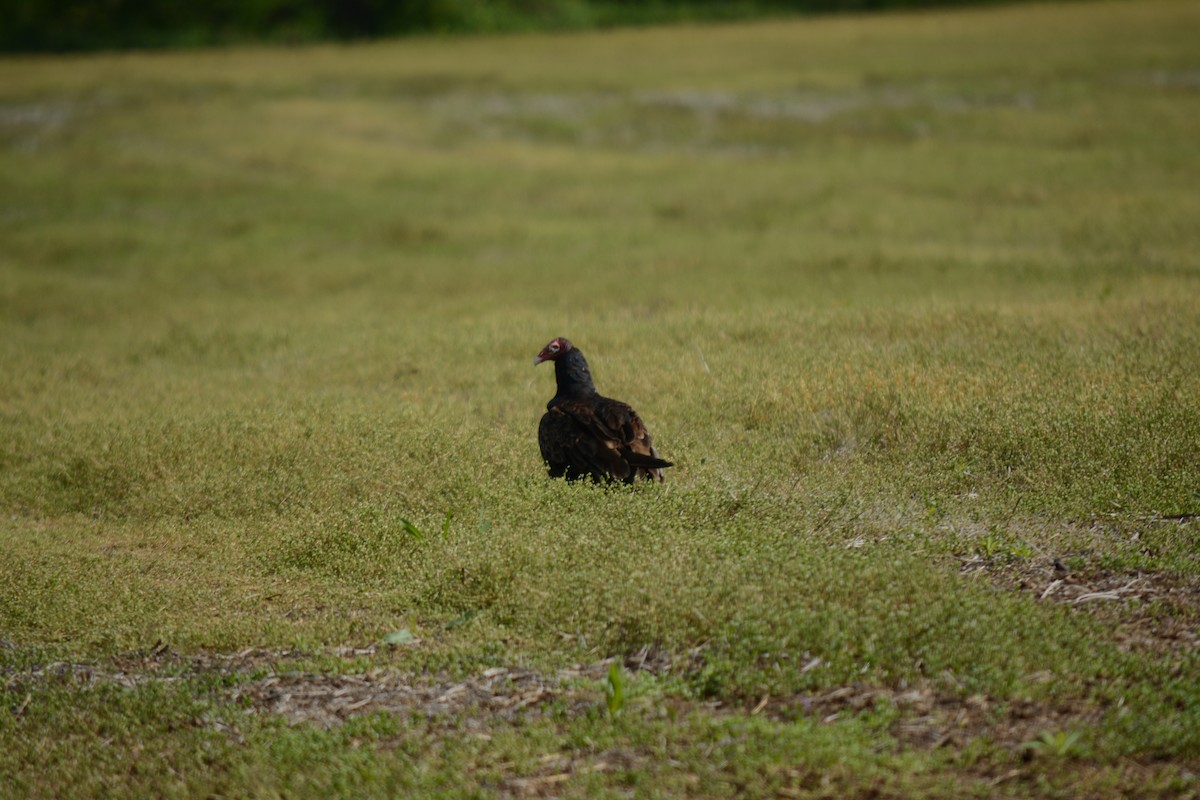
[534,337,671,483]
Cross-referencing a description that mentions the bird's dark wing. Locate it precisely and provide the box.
[589,396,673,479]
[539,405,627,481]
[540,396,672,483]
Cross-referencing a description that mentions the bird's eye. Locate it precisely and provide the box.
[549,343,559,352]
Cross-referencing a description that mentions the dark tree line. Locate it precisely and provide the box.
[4,0,1009,53]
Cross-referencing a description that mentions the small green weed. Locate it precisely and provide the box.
[977,532,1035,562]
[1022,730,1089,760]
[604,662,626,718]
[397,517,424,541]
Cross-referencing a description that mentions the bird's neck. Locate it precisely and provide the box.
[553,349,598,400]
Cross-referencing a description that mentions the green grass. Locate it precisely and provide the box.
[3,1,1200,796]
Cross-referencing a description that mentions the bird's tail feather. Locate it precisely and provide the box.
[626,452,673,470]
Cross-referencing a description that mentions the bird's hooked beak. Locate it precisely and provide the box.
[533,342,557,365]
[534,338,569,365]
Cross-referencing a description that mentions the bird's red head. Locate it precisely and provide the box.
[533,337,573,365]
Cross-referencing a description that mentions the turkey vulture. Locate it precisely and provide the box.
[534,337,672,483]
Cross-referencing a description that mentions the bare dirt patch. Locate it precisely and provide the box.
[221,658,1104,759]
[960,552,1200,656]
[232,662,605,729]
[9,648,1194,797]
[0,642,1154,775]
[8,642,1101,753]
[766,682,1102,752]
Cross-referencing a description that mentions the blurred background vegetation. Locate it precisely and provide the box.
[6,0,1023,53]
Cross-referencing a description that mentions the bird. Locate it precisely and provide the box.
[533,337,673,483]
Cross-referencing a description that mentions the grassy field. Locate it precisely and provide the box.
[2,0,1199,796]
